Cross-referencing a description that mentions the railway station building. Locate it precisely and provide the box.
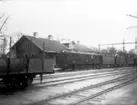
[8,35,68,67]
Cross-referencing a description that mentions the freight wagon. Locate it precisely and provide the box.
[127,55,137,66]
[115,56,126,67]
[0,57,54,88]
[56,51,102,71]
[101,55,115,68]
[56,52,136,72]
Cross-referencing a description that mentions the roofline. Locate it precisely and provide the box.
[10,35,25,50]
[62,51,100,55]
[24,35,68,53]
[24,35,43,51]
[10,35,43,52]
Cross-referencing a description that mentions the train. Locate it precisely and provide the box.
[0,50,136,88]
[56,51,102,70]
[56,51,136,71]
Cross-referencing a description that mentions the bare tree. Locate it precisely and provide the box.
[100,49,108,54]
[117,50,128,58]
[128,49,135,54]
[0,14,9,55]
[17,32,23,40]
[128,49,136,57]
[107,47,117,55]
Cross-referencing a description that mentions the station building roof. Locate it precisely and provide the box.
[25,35,69,53]
[11,35,68,53]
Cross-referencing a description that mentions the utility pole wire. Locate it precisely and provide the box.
[127,26,137,29]
[127,14,137,19]
[126,14,137,29]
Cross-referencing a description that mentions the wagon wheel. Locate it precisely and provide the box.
[21,76,33,88]
[3,77,16,89]
[26,77,33,85]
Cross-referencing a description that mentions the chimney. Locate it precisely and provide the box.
[33,32,38,38]
[72,41,76,45]
[48,35,53,40]
[77,41,80,44]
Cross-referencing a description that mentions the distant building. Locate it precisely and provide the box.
[62,41,93,53]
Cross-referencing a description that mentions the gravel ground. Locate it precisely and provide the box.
[0,74,123,105]
[0,69,136,105]
[80,79,137,105]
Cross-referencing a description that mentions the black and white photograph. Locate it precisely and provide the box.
[0,0,137,105]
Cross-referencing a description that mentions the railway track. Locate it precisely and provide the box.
[34,67,135,84]
[27,73,137,105]
[70,76,137,105]
[0,68,134,90]
[32,69,133,89]
[34,67,132,80]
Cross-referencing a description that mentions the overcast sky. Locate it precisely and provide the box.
[0,0,137,50]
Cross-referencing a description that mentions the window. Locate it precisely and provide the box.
[91,55,94,59]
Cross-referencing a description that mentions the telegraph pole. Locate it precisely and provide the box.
[127,13,137,71]
[98,44,100,52]
[40,42,45,83]
[9,36,12,57]
[135,37,137,54]
[135,37,137,71]
[123,39,125,52]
